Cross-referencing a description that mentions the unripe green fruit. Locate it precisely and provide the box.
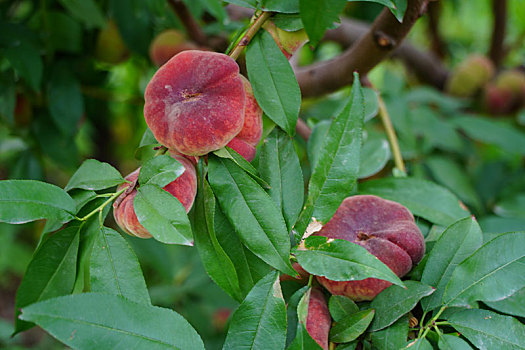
[446,55,494,97]
[95,20,129,64]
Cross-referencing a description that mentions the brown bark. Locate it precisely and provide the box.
[427,1,446,58]
[323,17,449,90]
[296,0,431,97]
[488,0,507,68]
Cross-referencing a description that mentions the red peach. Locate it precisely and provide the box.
[144,50,246,156]
[113,155,197,239]
[149,29,198,67]
[305,288,331,350]
[314,195,425,301]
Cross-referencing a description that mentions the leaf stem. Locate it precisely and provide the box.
[377,94,406,175]
[229,11,272,60]
[77,187,126,222]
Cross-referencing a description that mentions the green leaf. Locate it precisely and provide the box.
[420,217,482,311]
[294,236,404,287]
[446,309,525,349]
[404,338,433,350]
[214,146,270,189]
[0,73,16,124]
[246,30,301,136]
[329,295,359,322]
[370,315,409,350]
[261,0,299,13]
[286,286,309,347]
[90,227,150,304]
[288,323,323,350]
[223,271,287,350]
[494,193,525,219]
[223,0,258,8]
[58,0,105,28]
[329,309,375,343]
[453,115,525,155]
[214,205,272,297]
[359,177,470,226]
[359,137,391,179]
[110,0,153,55]
[438,334,473,350]
[485,287,525,318]
[350,0,407,22]
[69,189,97,212]
[65,159,124,191]
[47,63,84,136]
[272,14,304,31]
[208,156,295,276]
[299,0,347,46]
[14,224,80,333]
[295,75,364,236]
[0,180,76,224]
[20,293,204,349]
[193,164,243,302]
[425,156,482,212]
[47,11,82,54]
[259,128,304,232]
[138,155,185,188]
[370,281,435,331]
[0,45,43,90]
[134,184,193,245]
[443,231,525,307]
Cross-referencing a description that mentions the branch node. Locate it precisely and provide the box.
[374,31,396,49]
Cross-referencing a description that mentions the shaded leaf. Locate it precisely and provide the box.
[370,315,409,350]
[223,271,287,350]
[299,0,347,46]
[90,227,150,304]
[20,293,204,349]
[329,309,375,343]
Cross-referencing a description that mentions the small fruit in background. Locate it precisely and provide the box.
[144,50,246,156]
[446,54,494,97]
[149,29,198,67]
[313,195,425,301]
[263,21,309,60]
[484,69,525,115]
[113,155,197,238]
[14,94,32,126]
[95,20,129,64]
[212,308,232,333]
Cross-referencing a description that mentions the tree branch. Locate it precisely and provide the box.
[427,1,446,59]
[167,0,210,47]
[489,0,507,68]
[296,0,430,97]
[323,17,449,90]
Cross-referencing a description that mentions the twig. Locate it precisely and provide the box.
[295,0,430,97]
[229,11,272,60]
[167,0,208,46]
[427,1,446,58]
[488,0,507,68]
[377,94,406,174]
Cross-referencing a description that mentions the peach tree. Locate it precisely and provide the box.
[1,0,525,349]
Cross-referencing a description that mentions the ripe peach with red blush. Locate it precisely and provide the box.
[305,288,331,350]
[113,155,197,239]
[149,29,198,67]
[314,195,425,301]
[144,50,246,156]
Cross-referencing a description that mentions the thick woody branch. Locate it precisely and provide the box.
[427,1,446,59]
[323,18,449,90]
[167,0,211,47]
[296,0,430,97]
[488,0,507,68]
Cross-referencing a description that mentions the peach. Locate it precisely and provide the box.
[446,55,494,97]
[149,29,198,67]
[484,70,525,115]
[305,288,331,350]
[113,155,197,238]
[95,20,129,64]
[226,76,263,161]
[314,195,425,301]
[144,50,246,156]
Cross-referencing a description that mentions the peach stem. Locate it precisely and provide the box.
[377,93,406,174]
[229,11,272,60]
